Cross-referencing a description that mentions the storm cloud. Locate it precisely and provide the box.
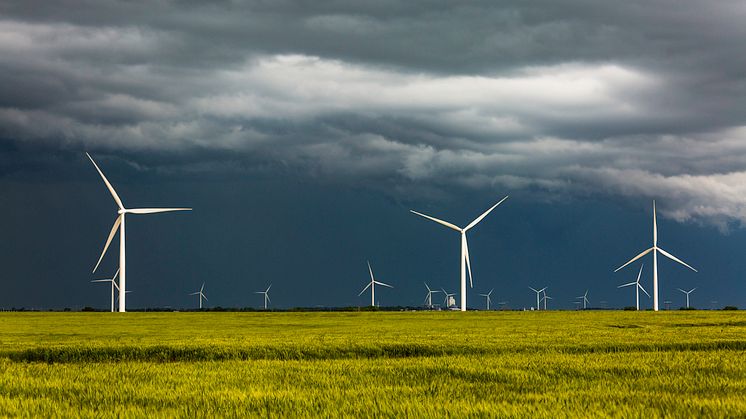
[2,1,746,227]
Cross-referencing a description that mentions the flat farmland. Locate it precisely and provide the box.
[1,311,744,417]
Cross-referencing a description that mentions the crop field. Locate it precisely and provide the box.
[0,311,745,417]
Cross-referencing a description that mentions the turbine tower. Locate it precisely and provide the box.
[411,196,508,311]
[189,282,208,309]
[614,200,697,311]
[90,268,120,312]
[576,290,589,309]
[423,283,441,308]
[677,287,696,309]
[87,153,191,312]
[529,286,546,311]
[479,289,494,310]
[255,284,272,310]
[358,261,392,307]
[617,264,649,310]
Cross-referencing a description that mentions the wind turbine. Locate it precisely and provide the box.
[255,284,272,310]
[479,289,494,310]
[358,261,392,307]
[617,264,649,310]
[541,291,552,310]
[86,153,191,312]
[442,289,457,308]
[423,283,441,308]
[189,282,207,309]
[90,268,120,312]
[576,290,589,309]
[677,287,696,309]
[411,196,509,311]
[614,200,697,311]
[529,286,547,311]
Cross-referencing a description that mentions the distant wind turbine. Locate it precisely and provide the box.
[576,290,589,309]
[189,282,207,309]
[529,286,547,311]
[677,287,696,309]
[614,200,697,311]
[87,153,191,312]
[617,264,649,310]
[541,291,552,310]
[479,289,494,310]
[423,283,441,308]
[411,196,509,311]
[255,284,272,310]
[358,261,392,307]
[90,268,120,312]
[442,289,457,308]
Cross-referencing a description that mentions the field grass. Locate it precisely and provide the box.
[1,311,745,417]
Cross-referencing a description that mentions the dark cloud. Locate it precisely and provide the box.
[1,0,746,227]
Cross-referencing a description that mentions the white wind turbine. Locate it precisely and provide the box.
[614,200,697,312]
[479,289,494,310]
[442,289,457,308]
[189,282,207,309]
[87,153,191,313]
[541,291,552,310]
[617,264,649,310]
[677,287,696,309]
[529,286,547,311]
[423,283,441,308]
[576,290,589,309]
[91,268,120,312]
[255,284,272,310]
[411,196,509,311]
[358,261,392,307]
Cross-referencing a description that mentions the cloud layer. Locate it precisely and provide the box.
[2,1,746,227]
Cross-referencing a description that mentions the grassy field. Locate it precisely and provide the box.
[0,311,744,417]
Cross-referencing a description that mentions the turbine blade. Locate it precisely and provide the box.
[189,292,200,295]
[93,215,122,273]
[653,200,657,247]
[464,236,473,288]
[424,282,431,292]
[410,210,462,232]
[91,279,111,283]
[113,268,120,279]
[539,287,547,293]
[86,153,124,210]
[266,284,272,292]
[636,264,644,284]
[367,261,375,283]
[266,294,270,303]
[690,288,697,293]
[657,247,697,272]
[618,282,636,288]
[639,283,650,298]
[126,208,192,214]
[200,282,205,292]
[358,282,372,296]
[374,281,393,288]
[202,294,208,301]
[677,288,686,293]
[614,247,653,272]
[465,195,509,231]
[529,287,538,293]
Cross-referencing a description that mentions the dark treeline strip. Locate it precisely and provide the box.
[5,340,746,364]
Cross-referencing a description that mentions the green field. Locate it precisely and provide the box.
[1,311,745,417]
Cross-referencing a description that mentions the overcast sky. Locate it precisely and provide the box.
[1,1,745,310]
